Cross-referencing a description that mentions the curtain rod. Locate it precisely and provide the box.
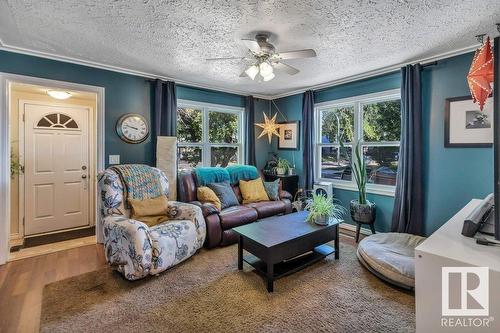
[421,61,438,68]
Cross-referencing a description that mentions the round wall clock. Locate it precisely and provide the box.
[116,114,149,144]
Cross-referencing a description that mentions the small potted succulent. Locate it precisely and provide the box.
[305,193,346,226]
[350,143,376,224]
[275,157,290,175]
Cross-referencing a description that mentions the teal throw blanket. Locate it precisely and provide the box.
[226,165,259,184]
[195,167,230,186]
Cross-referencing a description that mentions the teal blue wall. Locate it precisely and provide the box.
[268,53,493,235]
[177,85,244,108]
[422,53,493,235]
[315,71,401,103]
[0,50,245,167]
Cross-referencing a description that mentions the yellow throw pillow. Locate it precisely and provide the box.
[197,186,222,210]
[239,178,269,204]
[128,195,169,227]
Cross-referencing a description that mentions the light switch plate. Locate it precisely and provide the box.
[109,155,120,165]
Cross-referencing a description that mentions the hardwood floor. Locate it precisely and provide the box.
[0,244,106,333]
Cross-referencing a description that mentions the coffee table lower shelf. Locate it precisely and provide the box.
[242,244,335,290]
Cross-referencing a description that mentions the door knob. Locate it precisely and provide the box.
[81,174,87,179]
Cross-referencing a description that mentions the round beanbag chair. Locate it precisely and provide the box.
[357,233,426,290]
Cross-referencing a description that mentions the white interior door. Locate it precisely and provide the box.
[24,103,90,235]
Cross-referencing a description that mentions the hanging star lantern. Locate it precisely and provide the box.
[255,112,281,143]
[467,36,494,111]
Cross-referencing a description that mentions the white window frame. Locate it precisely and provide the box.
[314,89,401,197]
[177,99,244,168]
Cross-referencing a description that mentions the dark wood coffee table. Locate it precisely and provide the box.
[233,211,340,292]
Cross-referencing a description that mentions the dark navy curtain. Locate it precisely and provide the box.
[154,79,177,136]
[302,90,315,190]
[391,64,424,235]
[244,96,256,166]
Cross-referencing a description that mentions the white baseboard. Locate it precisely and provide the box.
[339,222,372,236]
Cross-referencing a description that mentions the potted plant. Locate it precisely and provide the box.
[275,157,290,175]
[10,150,24,178]
[350,143,376,224]
[305,193,346,226]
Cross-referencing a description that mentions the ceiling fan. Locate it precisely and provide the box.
[206,33,317,82]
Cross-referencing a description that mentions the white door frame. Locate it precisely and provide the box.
[0,73,105,265]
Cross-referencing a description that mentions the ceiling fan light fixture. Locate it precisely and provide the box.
[263,72,275,82]
[245,65,259,80]
[259,61,273,77]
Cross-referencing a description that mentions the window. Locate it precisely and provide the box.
[315,89,401,194]
[177,100,244,170]
[36,113,79,129]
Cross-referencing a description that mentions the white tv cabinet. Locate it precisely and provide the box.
[415,199,500,332]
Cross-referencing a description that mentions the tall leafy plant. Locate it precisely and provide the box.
[352,142,367,204]
[338,133,367,204]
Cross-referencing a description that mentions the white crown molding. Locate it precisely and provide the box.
[270,43,480,100]
[0,38,479,101]
[0,40,272,100]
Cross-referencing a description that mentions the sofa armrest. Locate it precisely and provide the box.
[185,201,221,249]
[279,190,293,200]
[166,201,207,248]
[204,214,222,249]
[102,216,152,280]
[189,201,220,217]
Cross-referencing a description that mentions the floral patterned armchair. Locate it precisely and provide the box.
[98,166,206,280]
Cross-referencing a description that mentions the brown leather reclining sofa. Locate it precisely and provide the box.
[178,171,293,248]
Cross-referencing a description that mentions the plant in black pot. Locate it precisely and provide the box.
[350,143,376,226]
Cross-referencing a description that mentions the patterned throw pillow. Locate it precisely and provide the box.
[207,182,239,210]
[239,178,270,204]
[263,179,280,201]
[197,186,222,210]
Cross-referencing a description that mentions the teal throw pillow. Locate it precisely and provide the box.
[263,179,280,201]
[207,182,239,209]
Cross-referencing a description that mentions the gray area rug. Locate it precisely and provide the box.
[41,241,415,332]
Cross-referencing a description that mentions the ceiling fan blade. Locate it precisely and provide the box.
[273,49,317,60]
[273,62,300,75]
[241,39,261,53]
[206,56,247,61]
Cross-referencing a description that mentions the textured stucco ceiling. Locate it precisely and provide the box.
[0,0,499,97]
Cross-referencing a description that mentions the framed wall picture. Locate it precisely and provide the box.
[278,121,300,150]
[445,95,493,148]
